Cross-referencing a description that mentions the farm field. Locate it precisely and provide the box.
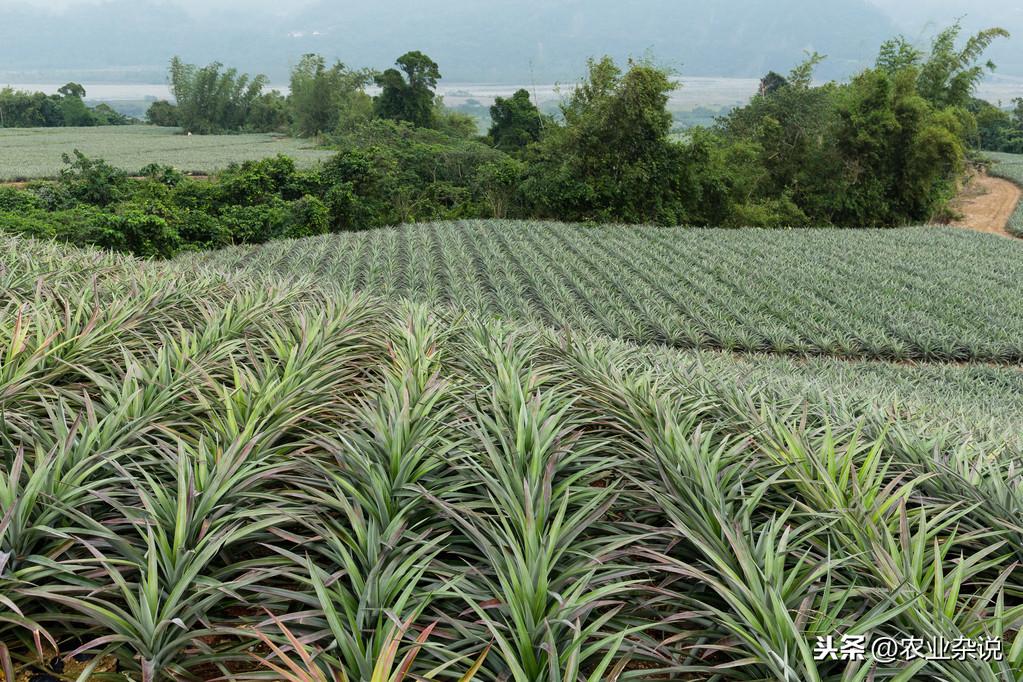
[4,231,1023,679]
[185,221,1023,363]
[988,152,1023,236]
[0,126,336,180]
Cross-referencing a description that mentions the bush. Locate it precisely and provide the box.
[285,195,330,238]
[0,187,40,212]
[218,201,290,243]
[58,151,129,207]
[218,155,319,206]
[728,196,810,228]
[0,211,57,239]
[81,206,182,258]
[140,163,186,187]
[172,209,231,251]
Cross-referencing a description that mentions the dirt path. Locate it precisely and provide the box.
[950,172,1021,237]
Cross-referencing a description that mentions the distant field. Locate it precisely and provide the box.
[0,126,336,180]
[183,221,1023,363]
[988,151,1023,236]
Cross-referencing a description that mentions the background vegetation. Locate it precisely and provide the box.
[0,84,131,128]
[1,23,1013,242]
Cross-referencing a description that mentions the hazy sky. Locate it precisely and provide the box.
[2,0,1020,86]
[0,0,319,14]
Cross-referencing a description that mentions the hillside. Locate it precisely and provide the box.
[4,226,1023,678]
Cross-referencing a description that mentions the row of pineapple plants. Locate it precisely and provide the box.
[2,236,1023,679]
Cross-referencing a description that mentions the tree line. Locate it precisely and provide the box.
[0,84,131,127]
[139,23,1009,231]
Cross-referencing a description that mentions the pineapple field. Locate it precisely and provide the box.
[186,222,1023,363]
[988,152,1023,237]
[3,220,1023,680]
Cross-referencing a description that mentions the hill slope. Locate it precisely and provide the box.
[3,230,1023,677]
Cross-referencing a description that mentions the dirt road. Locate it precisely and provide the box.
[950,173,1021,237]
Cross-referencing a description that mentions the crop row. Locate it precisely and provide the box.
[186,221,1023,363]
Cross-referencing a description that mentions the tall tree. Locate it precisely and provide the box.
[57,82,87,99]
[374,51,441,128]
[522,57,694,225]
[289,54,373,137]
[488,89,544,152]
[916,23,1010,108]
[168,57,279,134]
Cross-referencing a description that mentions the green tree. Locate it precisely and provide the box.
[59,150,128,207]
[917,23,1010,109]
[969,98,1016,151]
[720,54,840,220]
[876,36,923,75]
[58,94,96,126]
[488,89,544,152]
[168,57,281,134]
[146,100,180,127]
[57,82,87,99]
[91,103,130,125]
[374,51,441,128]
[758,71,788,96]
[289,54,373,137]
[522,57,694,225]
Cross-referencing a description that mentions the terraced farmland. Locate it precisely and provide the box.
[0,126,335,180]
[4,233,1023,680]
[186,221,1023,362]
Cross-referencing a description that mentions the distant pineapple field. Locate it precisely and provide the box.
[4,212,1023,679]
[0,126,335,180]
[186,222,1023,363]
[989,151,1023,236]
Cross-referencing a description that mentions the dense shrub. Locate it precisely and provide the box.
[324,119,513,226]
[171,208,231,251]
[521,58,695,226]
[218,155,320,206]
[0,186,39,212]
[0,211,56,239]
[58,150,129,207]
[86,207,182,258]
